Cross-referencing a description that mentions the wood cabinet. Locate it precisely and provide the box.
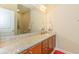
[20,34,56,54]
[27,43,42,54]
[41,35,56,54]
[20,43,42,54]
[41,39,48,54]
[48,35,56,53]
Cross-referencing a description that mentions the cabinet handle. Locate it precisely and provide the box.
[28,51,32,54]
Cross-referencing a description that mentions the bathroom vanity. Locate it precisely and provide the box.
[20,34,56,54]
[0,32,56,54]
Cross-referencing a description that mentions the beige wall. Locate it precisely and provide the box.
[47,4,79,53]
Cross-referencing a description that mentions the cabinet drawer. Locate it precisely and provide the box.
[29,43,42,54]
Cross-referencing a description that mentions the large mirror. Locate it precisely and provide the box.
[0,4,47,36]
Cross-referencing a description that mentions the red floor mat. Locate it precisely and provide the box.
[53,50,65,54]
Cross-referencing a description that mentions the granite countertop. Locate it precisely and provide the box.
[0,32,56,54]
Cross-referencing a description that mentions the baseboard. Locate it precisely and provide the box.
[54,47,73,54]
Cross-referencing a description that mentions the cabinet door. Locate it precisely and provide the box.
[48,35,56,53]
[28,43,42,54]
[41,39,48,54]
[52,35,56,48]
[20,43,42,54]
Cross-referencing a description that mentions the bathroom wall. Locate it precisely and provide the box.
[47,4,79,53]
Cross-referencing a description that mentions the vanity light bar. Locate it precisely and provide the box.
[33,4,47,12]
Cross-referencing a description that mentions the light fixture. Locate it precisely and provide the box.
[40,5,47,12]
[17,9,20,12]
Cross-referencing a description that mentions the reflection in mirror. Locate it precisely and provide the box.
[0,4,47,36]
[0,8,15,36]
[17,4,31,34]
